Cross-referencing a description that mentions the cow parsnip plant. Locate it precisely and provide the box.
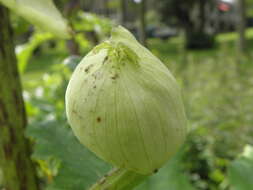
[0,0,187,188]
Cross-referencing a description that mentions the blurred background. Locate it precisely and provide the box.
[1,0,253,190]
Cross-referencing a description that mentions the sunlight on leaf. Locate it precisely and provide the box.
[0,0,70,38]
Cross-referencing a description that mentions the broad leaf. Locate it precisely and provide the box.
[27,119,196,190]
[136,147,196,190]
[0,0,70,38]
[26,120,111,190]
[16,32,53,73]
[228,145,253,190]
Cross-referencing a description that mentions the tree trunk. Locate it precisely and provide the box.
[0,5,40,190]
[103,0,109,17]
[63,0,80,55]
[139,0,147,46]
[237,0,247,53]
[185,0,215,49]
[120,0,127,26]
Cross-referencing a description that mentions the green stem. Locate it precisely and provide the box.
[89,168,149,190]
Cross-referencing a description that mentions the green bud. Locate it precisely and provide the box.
[65,26,187,174]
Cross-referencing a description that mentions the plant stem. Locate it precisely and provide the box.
[89,168,149,190]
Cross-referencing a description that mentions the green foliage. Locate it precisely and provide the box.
[16,32,53,73]
[25,57,109,189]
[22,26,253,189]
[14,9,113,77]
[0,0,70,38]
[73,12,112,37]
[27,120,111,190]
[10,13,30,37]
[149,32,253,189]
[72,11,113,47]
[5,0,253,188]
[228,145,253,190]
[136,147,196,190]
[178,55,252,189]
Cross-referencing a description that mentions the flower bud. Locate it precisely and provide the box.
[66,26,187,174]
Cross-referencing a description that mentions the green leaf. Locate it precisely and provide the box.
[26,119,195,190]
[16,32,53,74]
[228,145,253,190]
[136,147,196,190]
[62,55,82,71]
[26,120,111,190]
[0,0,70,38]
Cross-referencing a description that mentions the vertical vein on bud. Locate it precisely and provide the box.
[121,70,152,172]
[91,70,109,160]
[114,80,129,168]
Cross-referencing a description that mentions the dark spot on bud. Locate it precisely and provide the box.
[85,68,89,73]
[93,85,96,89]
[85,64,94,73]
[153,169,158,173]
[111,73,119,80]
[97,117,101,122]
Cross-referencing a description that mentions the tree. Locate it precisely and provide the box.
[120,0,128,25]
[0,5,40,190]
[159,0,216,49]
[139,0,147,46]
[237,0,247,53]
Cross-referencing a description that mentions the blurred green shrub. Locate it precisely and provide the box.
[174,52,253,190]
